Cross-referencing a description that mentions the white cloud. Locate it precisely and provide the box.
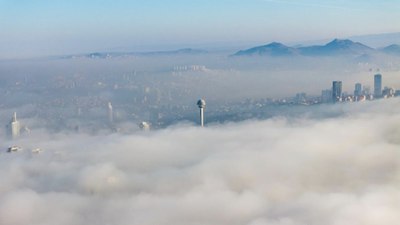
[1,99,400,225]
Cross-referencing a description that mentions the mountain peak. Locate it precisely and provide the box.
[327,39,355,46]
[267,42,286,47]
[325,38,371,49]
[233,42,298,56]
[381,44,400,55]
[298,38,373,56]
[325,39,371,49]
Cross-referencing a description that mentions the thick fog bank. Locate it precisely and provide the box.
[1,99,400,225]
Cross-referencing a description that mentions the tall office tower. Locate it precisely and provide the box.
[10,112,21,139]
[197,99,206,127]
[332,81,342,102]
[374,74,382,98]
[108,102,113,123]
[354,83,362,97]
[321,89,332,103]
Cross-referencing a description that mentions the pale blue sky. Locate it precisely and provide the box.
[0,0,399,58]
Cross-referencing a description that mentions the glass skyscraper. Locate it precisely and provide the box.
[374,74,382,98]
[354,83,362,96]
[332,81,342,102]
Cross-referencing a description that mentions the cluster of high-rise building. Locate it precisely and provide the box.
[324,74,397,103]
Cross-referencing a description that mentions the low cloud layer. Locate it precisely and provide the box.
[1,99,400,225]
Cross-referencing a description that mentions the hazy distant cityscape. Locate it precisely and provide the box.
[4,68,399,139]
[3,39,400,140]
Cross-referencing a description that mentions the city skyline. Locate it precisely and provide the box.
[4,70,397,136]
[1,0,399,58]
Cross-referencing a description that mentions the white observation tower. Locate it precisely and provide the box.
[197,99,206,127]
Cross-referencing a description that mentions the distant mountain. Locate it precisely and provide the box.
[349,32,400,48]
[292,32,400,49]
[354,53,375,63]
[234,39,376,57]
[141,48,208,56]
[299,39,374,56]
[380,44,400,55]
[64,48,208,59]
[234,42,299,56]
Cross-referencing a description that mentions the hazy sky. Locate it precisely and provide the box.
[0,0,399,57]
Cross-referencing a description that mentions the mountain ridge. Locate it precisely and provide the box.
[234,42,299,56]
[233,39,394,57]
[63,48,208,59]
[381,44,400,55]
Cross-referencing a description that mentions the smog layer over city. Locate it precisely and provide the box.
[1,1,400,224]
